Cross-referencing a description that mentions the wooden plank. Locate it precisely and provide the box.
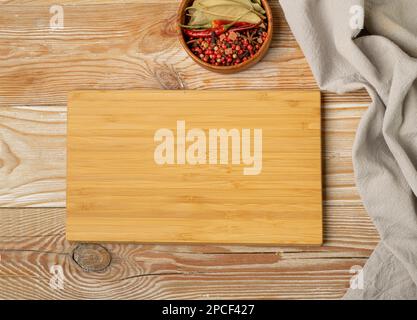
[0,253,367,299]
[0,206,376,300]
[0,254,366,299]
[0,101,367,207]
[322,102,367,206]
[0,106,66,207]
[66,90,322,244]
[0,2,315,108]
[0,206,378,252]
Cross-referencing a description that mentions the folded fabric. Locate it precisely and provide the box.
[279,0,417,299]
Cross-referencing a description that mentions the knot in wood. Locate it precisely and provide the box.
[72,244,112,272]
[161,14,178,37]
[154,66,185,90]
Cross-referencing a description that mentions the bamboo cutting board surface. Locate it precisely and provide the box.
[67,90,322,245]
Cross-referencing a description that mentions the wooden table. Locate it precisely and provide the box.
[0,0,379,299]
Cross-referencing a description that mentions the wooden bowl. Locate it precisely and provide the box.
[177,0,273,74]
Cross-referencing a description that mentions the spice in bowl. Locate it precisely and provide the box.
[180,0,268,67]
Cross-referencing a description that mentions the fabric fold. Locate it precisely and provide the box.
[279,0,417,299]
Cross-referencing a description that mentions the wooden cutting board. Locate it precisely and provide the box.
[67,90,322,245]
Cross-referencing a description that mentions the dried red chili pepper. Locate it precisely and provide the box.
[212,20,259,29]
[183,27,224,38]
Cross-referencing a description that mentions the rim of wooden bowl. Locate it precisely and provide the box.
[177,0,274,74]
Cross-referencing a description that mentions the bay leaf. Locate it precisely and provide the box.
[196,0,265,15]
[188,4,262,25]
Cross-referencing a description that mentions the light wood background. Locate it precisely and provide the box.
[0,0,378,299]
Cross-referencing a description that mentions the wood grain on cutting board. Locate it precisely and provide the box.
[67,90,322,244]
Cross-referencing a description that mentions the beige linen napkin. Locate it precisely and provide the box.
[279,0,417,299]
